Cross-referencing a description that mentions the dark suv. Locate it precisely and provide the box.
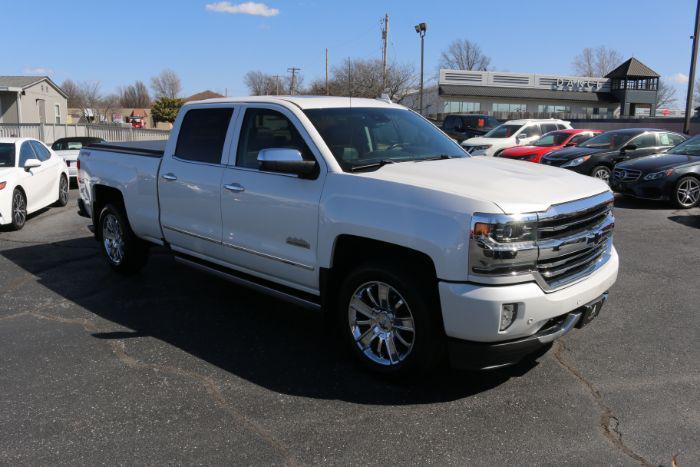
[441,114,500,142]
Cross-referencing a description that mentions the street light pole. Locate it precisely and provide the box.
[415,22,427,115]
[684,0,700,134]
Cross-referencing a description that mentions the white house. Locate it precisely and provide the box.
[0,76,68,124]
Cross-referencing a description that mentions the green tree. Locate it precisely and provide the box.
[151,97,182,124]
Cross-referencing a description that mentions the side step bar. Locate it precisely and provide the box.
[174,254,322,312]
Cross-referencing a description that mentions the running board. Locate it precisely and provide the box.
[173,254,322,312]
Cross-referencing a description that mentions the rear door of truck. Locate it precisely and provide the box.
[158,103,238,259]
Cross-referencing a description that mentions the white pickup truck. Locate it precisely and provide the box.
[78,96,618,376]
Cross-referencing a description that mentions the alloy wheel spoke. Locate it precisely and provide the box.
[350,297,377,319]
[385,335,400,364]
[377,283,390,309]
[357,325,378,349]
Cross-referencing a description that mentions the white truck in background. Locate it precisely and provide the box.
[78,96,618,376]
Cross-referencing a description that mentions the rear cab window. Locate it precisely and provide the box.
[174,108,233,164]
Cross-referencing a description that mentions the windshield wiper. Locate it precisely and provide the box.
[348,159,397,172]
[414,154,457,162]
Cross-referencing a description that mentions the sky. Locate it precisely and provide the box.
[2,0,698,106]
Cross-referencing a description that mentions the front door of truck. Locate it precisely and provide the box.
[158,105,236,260]
[219,105,324,292]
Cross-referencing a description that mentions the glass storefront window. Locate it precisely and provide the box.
[492,103,527,112]
[537,105,571,113]
[443,101,480,114]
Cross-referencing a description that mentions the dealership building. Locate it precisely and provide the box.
[413,57,660,120]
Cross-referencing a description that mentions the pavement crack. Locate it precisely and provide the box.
[29,307,296,466]
[553,341,654,466]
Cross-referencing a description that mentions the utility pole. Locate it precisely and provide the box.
[272,75,282,95]
[414,23,427,115]
[325,48,329,95]
[381,13,389,90]
[287,67,301,95]
[684,0,700,134]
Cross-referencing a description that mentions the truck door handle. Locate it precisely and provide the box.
[224,183,245,193]
[161,173,177,181]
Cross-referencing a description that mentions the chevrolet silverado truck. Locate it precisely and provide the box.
[78,96,618,376]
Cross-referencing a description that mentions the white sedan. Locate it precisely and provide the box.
[51,137,105,180]
[0,137,70,230]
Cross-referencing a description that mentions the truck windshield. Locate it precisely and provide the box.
[303,107,467,171]
[0,143,15,167]
[484,124,522,138]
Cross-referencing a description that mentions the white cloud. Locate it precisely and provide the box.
[205,1,279,16]
[23,66,53,75]
[670,72,689,84]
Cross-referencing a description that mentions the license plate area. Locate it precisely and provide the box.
[576,293,608,328]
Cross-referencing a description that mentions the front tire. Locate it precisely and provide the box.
[55,174,69,207]
[98,203,149,274]
[337,260,444,377]
[591,165,611,185]
[673,175,700,209]
[10,189,27,231]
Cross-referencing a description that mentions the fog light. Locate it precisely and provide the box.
[500,304,517,331]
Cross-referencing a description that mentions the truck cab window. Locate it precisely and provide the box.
[236,108,313,170]
[174,108,233,164]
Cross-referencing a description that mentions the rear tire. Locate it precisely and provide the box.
[10,189,27,231]
[98,203,149,274]
[55,174,69,207]
[673,175,700,209]
[336,260,444,377]
[591,165,611,185]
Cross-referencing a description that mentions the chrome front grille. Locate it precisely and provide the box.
[534,192,614,291]
[613,168,641,181]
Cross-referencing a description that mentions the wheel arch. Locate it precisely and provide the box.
[320,234,442,326]
[92,184,126,239]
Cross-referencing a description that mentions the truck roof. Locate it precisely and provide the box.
[185,95,406,110]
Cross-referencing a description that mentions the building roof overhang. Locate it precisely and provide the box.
[439,84,619,103]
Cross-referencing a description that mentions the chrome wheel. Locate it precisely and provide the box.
[102,213,125,265]
[59,176,68,204]
[676,177,700,208]
[348,281,415,366]
[593,167,611,184]
[12,191,26,227]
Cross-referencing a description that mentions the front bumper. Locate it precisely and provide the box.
[439,247,618,368]
[447,293,606,370]
[611,178,671,201]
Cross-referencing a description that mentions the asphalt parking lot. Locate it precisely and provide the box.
[0,190,698,465]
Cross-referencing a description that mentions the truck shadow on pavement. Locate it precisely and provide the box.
[2,237,543,405]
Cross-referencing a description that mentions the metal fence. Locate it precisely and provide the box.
[0,123,170,143]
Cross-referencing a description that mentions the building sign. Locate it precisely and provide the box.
[556,78,603,92]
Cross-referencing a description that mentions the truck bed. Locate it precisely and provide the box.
[87,140,166,157]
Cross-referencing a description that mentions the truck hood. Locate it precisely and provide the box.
[361,157,610,214]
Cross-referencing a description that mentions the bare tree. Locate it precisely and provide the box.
[319,58,415,101]
[243,70,278,95]
[76,81,102,122]
[61,79,83,107]
[119,81,151,107]
[151,69,182,99]
[655,79,677,110]
[572,46,623,77]
[438,39,491,71]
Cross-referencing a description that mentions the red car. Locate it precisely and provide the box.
[499,129,602,163]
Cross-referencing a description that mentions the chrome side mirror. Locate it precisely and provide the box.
[257,148,318,178]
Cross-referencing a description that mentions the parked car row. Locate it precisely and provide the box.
[450,116,697,208]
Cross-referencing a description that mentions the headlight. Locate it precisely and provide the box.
[562,155,591,167]
[643,169,674,181]
[469,213,538,276]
